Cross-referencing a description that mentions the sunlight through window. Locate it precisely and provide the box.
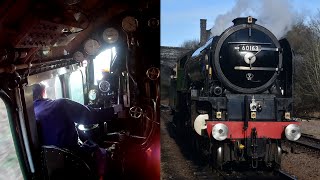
[93,47,116,85]
[69,70,84,104]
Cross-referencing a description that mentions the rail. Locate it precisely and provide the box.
[288,133,320,151]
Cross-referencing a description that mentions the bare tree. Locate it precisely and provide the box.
[180,39,200,50]
[286,12,320,113]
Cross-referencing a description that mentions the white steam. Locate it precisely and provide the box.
[210,0,297,39]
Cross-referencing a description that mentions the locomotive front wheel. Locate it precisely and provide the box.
[175,111,190,141]
[191,132,201,155]
[211,143,224,170]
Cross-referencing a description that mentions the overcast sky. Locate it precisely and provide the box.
[161,0,320,47]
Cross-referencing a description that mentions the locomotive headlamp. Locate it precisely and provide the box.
[210,85,222,96]
[250,96,257,111]
[212,123,228,141]
[213,86,223,96]
[285,124,301,141]
[285,112,291,120]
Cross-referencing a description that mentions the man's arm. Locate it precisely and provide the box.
[89,107,114,123]
[61,99,98,125]
[60,99,122,124]
[88,104,123,123]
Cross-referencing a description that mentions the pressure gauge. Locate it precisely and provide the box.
[73,51,84,62]
[122,16,137,32]
[148,18,159,28]
[99,80,110,92]
[88,89,97,101]
[84,39,100,55]
[103,27,119,44]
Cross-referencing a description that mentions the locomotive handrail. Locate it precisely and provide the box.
[228,41,272,45]
[191,37,214,58]
[234,66,279,71]
[14,86,35,173]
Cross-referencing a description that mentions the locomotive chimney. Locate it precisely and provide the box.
[232,16,257,25]
[200,19,208,46]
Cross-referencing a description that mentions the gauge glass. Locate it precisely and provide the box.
[122,16,137,32]
[84,39,100,55]
[73,51,84,62]
[103,27,119,44]
[98,80,110,92]
[88,89,97,101]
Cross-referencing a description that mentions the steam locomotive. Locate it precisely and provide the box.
[170,16,301,169]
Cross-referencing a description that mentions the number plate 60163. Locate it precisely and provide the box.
[239,45,261,51]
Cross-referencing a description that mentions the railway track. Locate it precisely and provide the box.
[187,159,297,180]
[288,133,320,151]
[217,169,296,180]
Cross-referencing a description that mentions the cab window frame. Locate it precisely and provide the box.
[0,91,27,180]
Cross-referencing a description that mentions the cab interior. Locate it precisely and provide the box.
[0,0,160,179]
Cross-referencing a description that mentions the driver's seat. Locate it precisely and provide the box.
[41,145,95,180]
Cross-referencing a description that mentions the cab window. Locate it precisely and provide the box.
[54,76,63,98]
[69,70,84,104]
[93,47,116,85]
[41,76,63,99]
[0,98,23,180]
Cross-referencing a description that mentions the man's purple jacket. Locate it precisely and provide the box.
[34,98,114,149]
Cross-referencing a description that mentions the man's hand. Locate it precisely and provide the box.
[113,104,123,114]
[106,144,116,153]
[118,131,128,142]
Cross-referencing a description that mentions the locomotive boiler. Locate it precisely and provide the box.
[171,16,301,169]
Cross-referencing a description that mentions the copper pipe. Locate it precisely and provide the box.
[0,58,74,74]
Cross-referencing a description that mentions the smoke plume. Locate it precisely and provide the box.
[210,0,297,39]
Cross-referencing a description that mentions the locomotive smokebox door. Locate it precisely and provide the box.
[214,17,282,94]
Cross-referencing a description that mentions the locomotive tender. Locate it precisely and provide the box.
[170,16,301,169]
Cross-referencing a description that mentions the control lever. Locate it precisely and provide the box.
[117,76,121,105]
[106,132,128,142]
[106,131,146,142]
[106,144,116,153]
[122,72,130,108]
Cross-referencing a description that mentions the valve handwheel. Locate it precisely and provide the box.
[146,67,160,80]
[129,106,143,119]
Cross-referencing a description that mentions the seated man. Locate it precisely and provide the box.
[33,83,122,177]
